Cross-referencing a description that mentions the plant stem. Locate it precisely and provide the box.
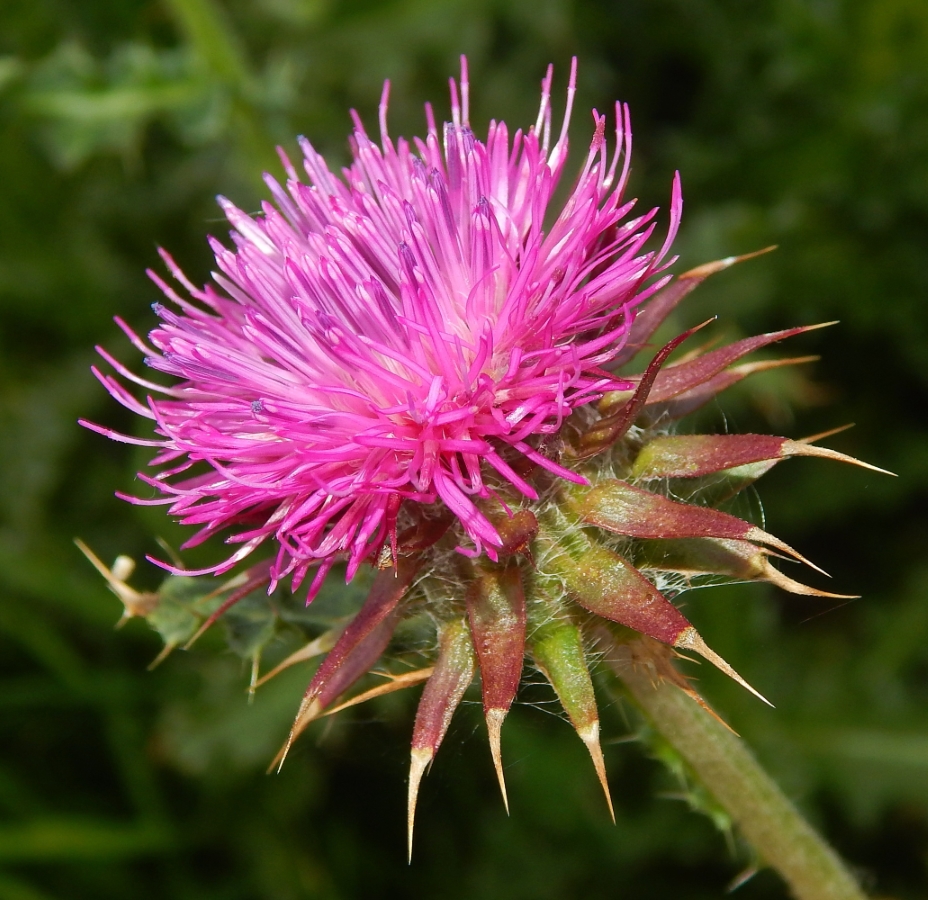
[605,639,868,900]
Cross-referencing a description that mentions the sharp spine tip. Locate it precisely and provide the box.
[275,696,320,773]
[798,423,855,444]
[759,559,859,599]
[675,627,774,708]
[578,721,615,823]
[486,708,510,814]
[407,747,432,863]
[745,527,830,577]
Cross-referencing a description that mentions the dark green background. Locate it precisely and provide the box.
[1,0,926,897]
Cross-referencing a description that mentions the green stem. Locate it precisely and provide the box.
[606,640,868,900]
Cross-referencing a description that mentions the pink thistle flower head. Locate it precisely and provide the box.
[83,60,889,863]
[87,57,682,598]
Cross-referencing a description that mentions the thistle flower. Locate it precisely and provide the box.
[86,57,679,598]
[85,58,887,859]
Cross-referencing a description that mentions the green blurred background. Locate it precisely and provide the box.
[1,0,927,897]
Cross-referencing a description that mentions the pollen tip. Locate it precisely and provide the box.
[578,721,615,822]
[408,746,432,863]
[486,707,510,814]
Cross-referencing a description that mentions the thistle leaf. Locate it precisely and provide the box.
[252,624,343,689]
[74,540,158,620]
[183,561,273,650]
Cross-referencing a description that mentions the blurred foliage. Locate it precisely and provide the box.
[1,0,927,897]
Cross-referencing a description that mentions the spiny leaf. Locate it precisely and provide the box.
[253,624,343,689]
[146,576,218,656]
[75,540,158,620]
[183,561,273,649]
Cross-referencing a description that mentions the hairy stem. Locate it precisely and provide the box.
[605,638,868,900]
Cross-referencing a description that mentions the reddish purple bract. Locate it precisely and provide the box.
[87,58,681,597]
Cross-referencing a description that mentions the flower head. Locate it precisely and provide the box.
[85,59,889,859]
[86,58,681,597]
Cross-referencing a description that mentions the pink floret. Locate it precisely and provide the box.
[91,58,682,598]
